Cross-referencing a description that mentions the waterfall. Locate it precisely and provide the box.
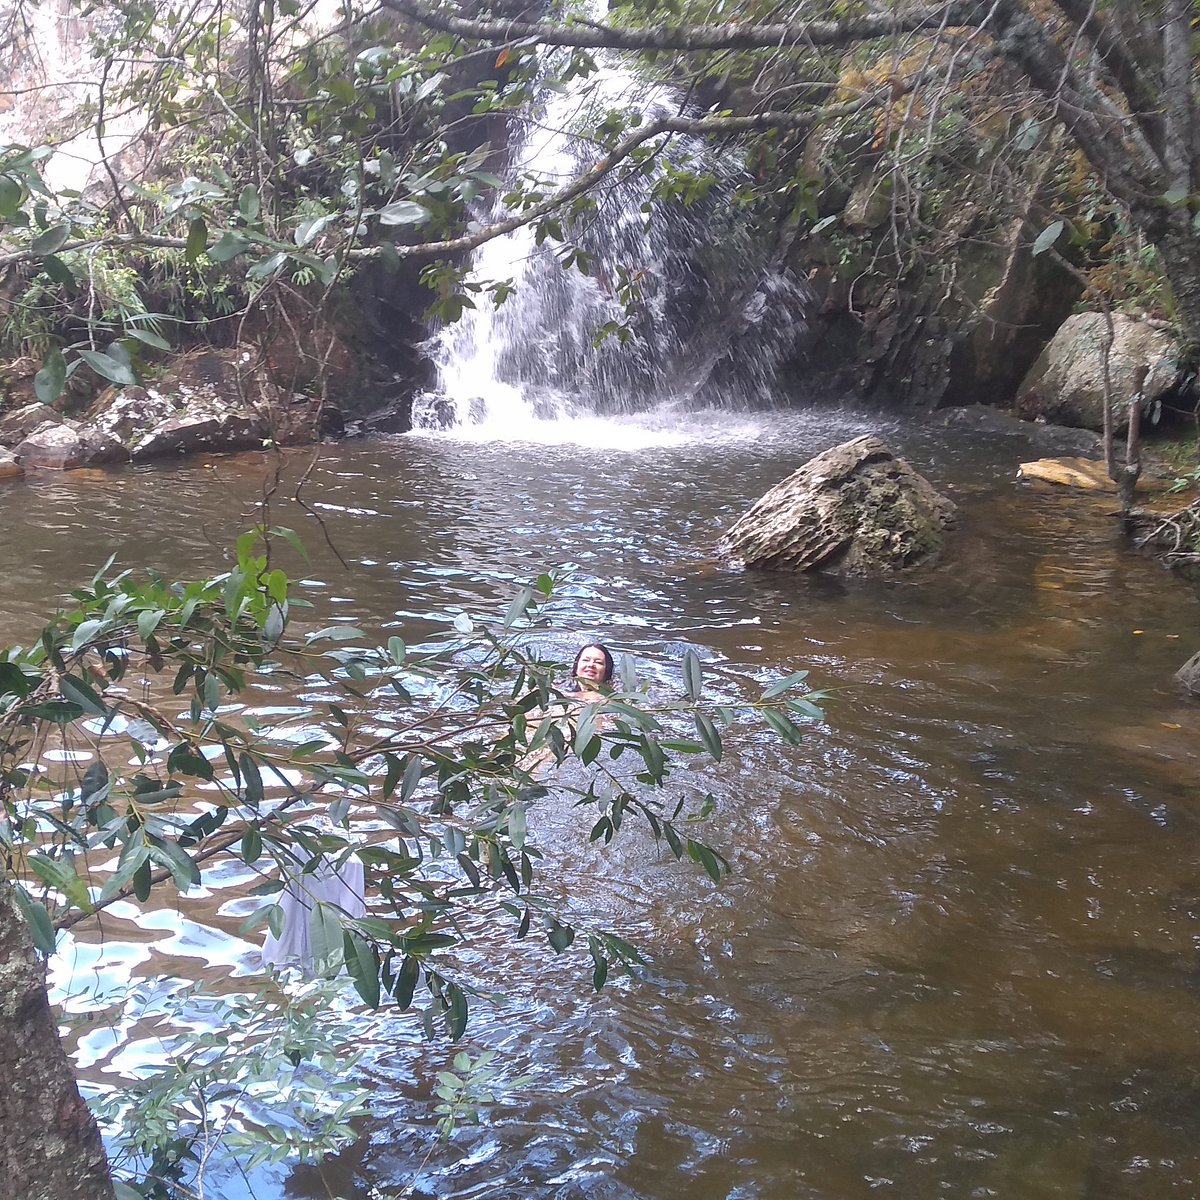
[412,55,813,438]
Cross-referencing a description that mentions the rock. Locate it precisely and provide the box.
[84,385,177,445]
[939,405,1104,458]
[132,409,264,459]
[1176,651,1200,698]
[1017,312,1179,431]
[720,435,957,575]
[843,170,892,230]
[0,449,22,480]
[1017,457,1115,490]
[13,422,127,469]
[81,357,267,460]
[0,403,65,447]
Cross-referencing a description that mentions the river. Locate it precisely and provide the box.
[4,406,1200,1199]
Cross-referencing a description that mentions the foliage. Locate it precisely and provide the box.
[83,977,372,1194]
[0,529,825,1192]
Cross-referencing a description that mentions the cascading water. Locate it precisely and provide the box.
[412,54,814,438]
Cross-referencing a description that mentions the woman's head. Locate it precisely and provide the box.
[572,643,614,687]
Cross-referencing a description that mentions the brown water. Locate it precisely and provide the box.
[4,408,1200,1200]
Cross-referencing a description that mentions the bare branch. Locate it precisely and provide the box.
[378,0,992,52]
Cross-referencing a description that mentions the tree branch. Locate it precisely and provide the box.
[352,96,880,263]
[378,0,992,52]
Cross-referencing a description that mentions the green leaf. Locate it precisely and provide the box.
[80,759,109,807]
[787,697,826,722]
[1032,219,1064,256]
[295,213,335,246]
[23,700,84,723]
[113,1181,144,1200]
[344,931,381,1006]
[242,826,262,863]
[503,586,533,628]
[240,753,264,807]
[28,854,94,913]
[761,707,804,745]
[761,669,810,700]
[33,348,66,404]
[126,328,171,351]
[686,838,725,884]
[31,223,71,253]
[309,902,344,975]
[238,183,261,220]
[137,608,164,640]
[376,199,430,226]
[149,839,200,890]
[185,217,208,262]
[393,953,419,1008]
[306,625,363,643]
[682,649,702,701]
[693,711,722,761]
[78,349,137,386]
[12,889,56,954]
[41,254,75,287]
[0,661,34,698]
[0,174,22,217]
[59,674,107,716]
[400,754,423,802]
[445,980,468,1040]
[548,923,575,953]
[509,803,527,850]
[207,231,251,262]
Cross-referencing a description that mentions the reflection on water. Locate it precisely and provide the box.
[3,408,1200,1199]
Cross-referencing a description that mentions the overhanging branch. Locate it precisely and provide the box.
[378,0,993,52]
[352,97,880,263]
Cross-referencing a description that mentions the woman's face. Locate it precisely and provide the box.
[575,646,609,685]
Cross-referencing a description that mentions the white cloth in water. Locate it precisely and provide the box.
[261,853,366,971]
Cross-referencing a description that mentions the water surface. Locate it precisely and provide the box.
[3,408,1199,1200]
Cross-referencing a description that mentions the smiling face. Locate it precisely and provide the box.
[574,645,611,686]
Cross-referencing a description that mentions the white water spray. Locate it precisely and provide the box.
[412,54,813,441]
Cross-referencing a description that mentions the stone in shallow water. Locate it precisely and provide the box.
[719,434,956,576]
[1017,457,1115,490]
[13,421,127,469]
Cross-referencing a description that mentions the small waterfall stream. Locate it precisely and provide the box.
[413,56,813,437]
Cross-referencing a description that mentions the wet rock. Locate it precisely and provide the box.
[132,409,264,459]
[0,448,22,480]
[13,422,127,469]
[1017,457,1114,490]
[939,405,1104,458]
[82,358,268,460]
[720,435,956,575]
[0,403,65,447]
[1176,651,1200,698]
[83,385,176,445]
[1017,312,1179,431]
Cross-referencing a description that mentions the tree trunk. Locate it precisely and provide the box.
[1155,220,1200,361]
[0,881,114,1200]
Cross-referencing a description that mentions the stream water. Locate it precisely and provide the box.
[3,406,1200,1199]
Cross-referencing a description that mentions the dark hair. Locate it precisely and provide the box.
[571,643,614,685]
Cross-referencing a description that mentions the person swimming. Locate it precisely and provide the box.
[566,643,614,696]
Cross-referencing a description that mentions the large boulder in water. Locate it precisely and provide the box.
[13,421,127,469]
[720,435,956,575]
[1017,312,1178,431]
